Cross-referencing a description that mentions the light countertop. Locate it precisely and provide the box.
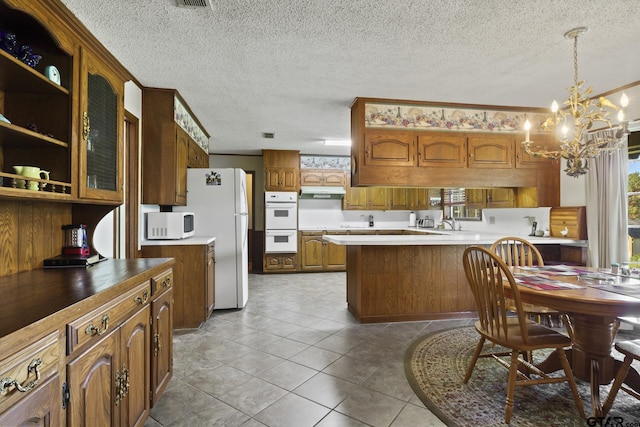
[322,229,586,246]
[141,235,216,246]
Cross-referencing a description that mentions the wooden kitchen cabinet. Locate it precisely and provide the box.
[363,131,416,167]
[263,149,300,192]
[516,133,558,168]
[389,187,429,210]
[0,331,63,423]
[264,254,298,272]
[350,99,557,201]
[0,374,62,427]
[149,270,173,407]
[299,232,346,272]
[465,188,515,209]
[344,186,388,210]
[78,47,125,203]
[343,176,368,209]
[67,304,150,427]
[467,134,513,168]
[143,88,210,206]
[188,138,209,168]
[300,169,346,186]
[141,242,215,328]
[417,133,467,167]
[0,258,173,427]
[0,1,74,201]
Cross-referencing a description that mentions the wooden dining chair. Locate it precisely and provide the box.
[490,236,574,340]
[602,339,640,415]
[462,246,586,423]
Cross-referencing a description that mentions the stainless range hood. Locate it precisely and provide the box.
[299,186,346,199]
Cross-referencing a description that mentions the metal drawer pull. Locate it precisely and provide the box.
[133,290,149,305]
[85,314,110,336]
[0,358,43,395]
[114,364,130,405]
[154,333,162,357]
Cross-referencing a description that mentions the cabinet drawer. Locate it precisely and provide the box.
[0,331,62,414]
[66,281,151,355]
[151,269,173,296]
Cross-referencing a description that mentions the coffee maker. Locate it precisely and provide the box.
[62,224,90,257]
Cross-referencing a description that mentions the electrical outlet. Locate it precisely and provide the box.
[489,216,495,224]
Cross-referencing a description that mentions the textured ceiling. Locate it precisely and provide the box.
[58,0,640,156]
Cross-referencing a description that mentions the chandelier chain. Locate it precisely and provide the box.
[573,34,578,87]
[521,27,629,177]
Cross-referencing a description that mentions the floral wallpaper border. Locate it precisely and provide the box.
[300,155,350,170]
[364,103,550,133]
[174,96,209,151]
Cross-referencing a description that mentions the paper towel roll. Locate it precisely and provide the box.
[409,212,416,227]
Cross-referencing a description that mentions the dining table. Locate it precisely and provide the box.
[509,265,640,417]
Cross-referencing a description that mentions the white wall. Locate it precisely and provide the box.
[298,199,551,236]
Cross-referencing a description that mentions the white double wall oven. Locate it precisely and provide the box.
[265,191,298,253]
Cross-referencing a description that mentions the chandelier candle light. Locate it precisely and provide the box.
[522,27,629,177]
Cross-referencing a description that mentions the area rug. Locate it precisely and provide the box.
[405,326,640,427]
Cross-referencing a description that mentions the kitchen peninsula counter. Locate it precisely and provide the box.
[323,231,586,323]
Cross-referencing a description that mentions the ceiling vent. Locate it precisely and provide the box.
[176,0,211,9]
[262,132,275,139]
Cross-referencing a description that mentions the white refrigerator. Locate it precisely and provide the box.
[176,168,249,309]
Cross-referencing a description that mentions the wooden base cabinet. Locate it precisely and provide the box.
[0,259,174,427]
[264,254,298,272]
[300,232,346,272]
[0,374,62,427]
[150,270,173,407]
[67,305,150,427]
[142,243,215,329]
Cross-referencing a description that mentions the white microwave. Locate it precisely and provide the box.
[147,212,195,240]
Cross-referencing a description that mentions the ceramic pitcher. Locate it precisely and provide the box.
[13,165,48,190]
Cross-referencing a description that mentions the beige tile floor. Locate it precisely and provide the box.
[144,272,466,426]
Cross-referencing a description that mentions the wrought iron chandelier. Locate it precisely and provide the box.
[521,27,629,177]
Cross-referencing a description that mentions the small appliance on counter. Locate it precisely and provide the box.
[146,211,195,240]
[43,224,106,268]
[417,217,435,228]
[62,224,89,257]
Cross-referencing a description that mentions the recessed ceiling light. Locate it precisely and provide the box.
[324,139,351,146]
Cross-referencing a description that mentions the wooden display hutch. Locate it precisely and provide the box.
[0,1,174,425]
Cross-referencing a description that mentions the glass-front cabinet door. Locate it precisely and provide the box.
[78,47,123,203]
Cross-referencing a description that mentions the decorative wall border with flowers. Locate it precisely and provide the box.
[364,103,550,134]
[174,96,209,151]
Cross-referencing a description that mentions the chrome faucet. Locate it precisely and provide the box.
[439,218,457,230]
